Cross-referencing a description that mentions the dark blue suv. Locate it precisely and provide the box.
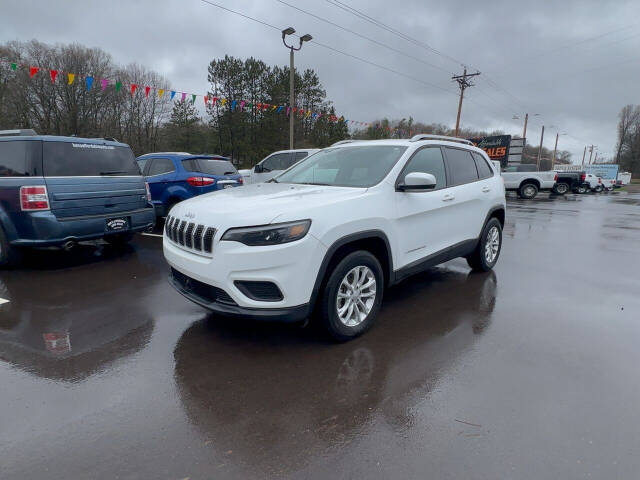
[0,130,155,266]
[136,153,243,217]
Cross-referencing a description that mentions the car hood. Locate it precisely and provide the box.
[169,182,366,229]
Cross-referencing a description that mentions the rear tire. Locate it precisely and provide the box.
[518,183,538,199]
[553,182,569,195]
[320,251,384,342]
[576,185,588,194]
[0,224,22,268]
[594,185,603,193]
[467,218,502,272]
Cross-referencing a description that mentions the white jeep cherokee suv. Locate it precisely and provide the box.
[164,135,506,341]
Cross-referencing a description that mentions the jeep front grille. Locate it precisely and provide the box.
[165,216,216,256]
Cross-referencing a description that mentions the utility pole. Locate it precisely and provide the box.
[588,145,596,164]
[552,132,559,169]
[537,125,545,169]
[581,146,586,165]
[523,113,529,140]
[452,68,480,137]
[593,151,598,163]
[282,27,312,150]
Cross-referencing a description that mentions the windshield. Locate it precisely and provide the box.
[43,142,140,176]
[275,145,407,187]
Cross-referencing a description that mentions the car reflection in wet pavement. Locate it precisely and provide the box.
[1,191,640,480]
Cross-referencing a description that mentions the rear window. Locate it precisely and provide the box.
[0,140,41,177]
[472,152,494,179]
[183,158,237,176]
[42,142,140,177]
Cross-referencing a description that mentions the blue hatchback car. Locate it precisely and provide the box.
[136,153,243,217]
[0,130,155,266]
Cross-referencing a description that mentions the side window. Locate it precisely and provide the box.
[0,141,31,177]
[293,151,308,162]
[182,159,198,172]
[400,147,446,189]
[472,152,493,179]
[445,148,479,186]
[261,153,291,171]
[147,158,175,176]
[137,158,148,175]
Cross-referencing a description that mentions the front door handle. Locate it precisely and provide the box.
[482,186,491,193]
[442,193,455,202]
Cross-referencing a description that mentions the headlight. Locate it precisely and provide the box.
[221,220,311,246]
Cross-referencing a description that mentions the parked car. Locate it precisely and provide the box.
[0,130,155,266]
[136,153,243,217]
[578,173,603,193]
[239,149,320,184]
[552,171,586,195]
[501,164,557,199]
[163,134,506,341]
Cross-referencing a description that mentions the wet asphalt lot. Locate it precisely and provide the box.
[1,190,640,480]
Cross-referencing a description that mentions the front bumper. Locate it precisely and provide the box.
[10,207,155,247]
[163,230,327,316]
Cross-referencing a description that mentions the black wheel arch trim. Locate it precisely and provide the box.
[309,230,394,308]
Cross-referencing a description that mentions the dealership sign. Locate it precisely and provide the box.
[469,135,512,167]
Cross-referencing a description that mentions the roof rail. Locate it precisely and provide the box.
[409,134,473,145]
[102,137,118,142]
[331,139,358,146]
[0,129,37,137]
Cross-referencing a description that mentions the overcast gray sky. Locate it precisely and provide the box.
[2,0,638,161]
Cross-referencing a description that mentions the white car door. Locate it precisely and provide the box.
[442,147,486,245]
[393,146,456,268]
[254,152,292,183]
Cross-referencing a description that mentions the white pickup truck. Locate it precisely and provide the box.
[501,165,557,199]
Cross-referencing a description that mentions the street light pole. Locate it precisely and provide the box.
[282,27,312,150]
[537,126,545,170]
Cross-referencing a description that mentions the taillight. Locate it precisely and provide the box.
[598,178,602,184]
[187,176,216,187]
[145,182,152,202]
[237,177,244,185]
[581,173,586,182]
[554,173,558,181]
[20,185,50,211]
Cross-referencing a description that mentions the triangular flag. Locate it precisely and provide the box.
[231,100,237,110]
[286,107,290,116]
[29,66,38,78]
[68,73,75,85]
[277,106,283,113]
[170,90,176,100]
[115,81,122,92]
[240,101,245,110]
[271,105,277,111]
[50,70,58,83]
[204,96,209,105]
[220,98,226,106]
[10,63,17,71]
[212,97,218,105]
[158,89,164,98]
[86,76,93,91]
[145,86,150,98]
[131,84,137,96]
[101,78,108,91]
[181,92,186,102]
[191,94,196,104]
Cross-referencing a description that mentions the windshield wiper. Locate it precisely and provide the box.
[100,170,127,176]
[304,182,331,186]
[267,178,279,183]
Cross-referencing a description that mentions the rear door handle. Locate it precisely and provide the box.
[442,193,455,202]
[482,186,491,193]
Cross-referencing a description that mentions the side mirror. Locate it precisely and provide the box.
[254,164,263,173]
[397,172,437,192]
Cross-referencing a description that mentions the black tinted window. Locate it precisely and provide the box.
[43,142,140,177]
[401,147,446,189]
[185,158,237,175]
[147,158,175,176]
[262,153,291,171]
[0,140,41,177]
[472,152,493,179]
[293,152,308,161]
[445,148,479,185]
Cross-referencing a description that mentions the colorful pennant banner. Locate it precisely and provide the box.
[0,59,415,134]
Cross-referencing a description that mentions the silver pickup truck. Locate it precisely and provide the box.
[501,165,557,199]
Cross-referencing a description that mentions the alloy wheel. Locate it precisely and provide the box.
[484,226,500,264]
[336,265,377,327]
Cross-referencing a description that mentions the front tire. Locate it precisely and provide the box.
[320,251,384,342]
[467,218,502,272]
[593,185,603,193]
[576,185,588,194]
[518,183,538,199]
[553,182,570,195]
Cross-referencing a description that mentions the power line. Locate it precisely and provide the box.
[273,0,453,75]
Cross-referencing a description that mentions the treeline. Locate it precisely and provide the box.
[0,41,348,168]
[615,105,640,175]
